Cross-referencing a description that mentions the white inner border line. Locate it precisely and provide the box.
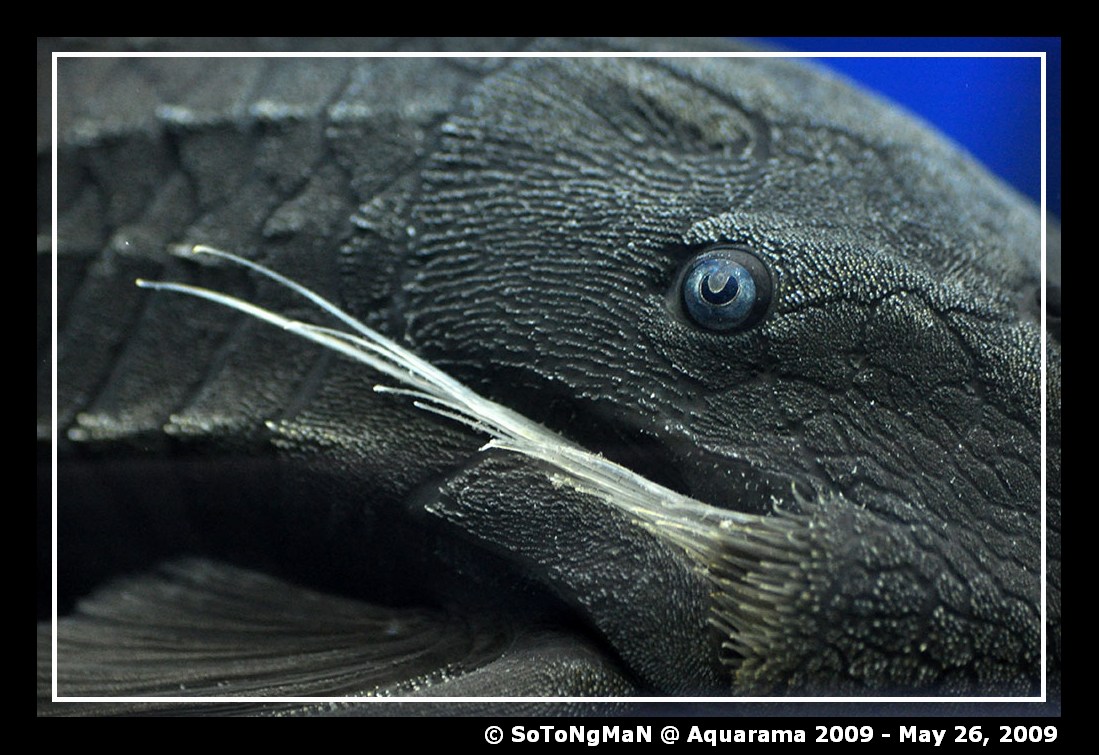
[1039,50,1048,705]
[50,47,1050,707]
[51,48,59,706]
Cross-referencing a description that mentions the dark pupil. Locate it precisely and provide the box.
[700,270,739,305]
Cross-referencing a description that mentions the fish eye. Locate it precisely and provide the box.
[680,246,773,331]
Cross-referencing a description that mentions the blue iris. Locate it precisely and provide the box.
[681,248,770,331]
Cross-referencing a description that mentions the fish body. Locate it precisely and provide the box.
[39,40,1060,711]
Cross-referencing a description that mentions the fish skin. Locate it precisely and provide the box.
[406,55,1060,696]
[39,41,1060,710]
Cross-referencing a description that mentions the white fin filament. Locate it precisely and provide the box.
[136,246,784,571]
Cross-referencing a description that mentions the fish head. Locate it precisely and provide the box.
[398,57,1058,694]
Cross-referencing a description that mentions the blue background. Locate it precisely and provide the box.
[755,38,1061,219]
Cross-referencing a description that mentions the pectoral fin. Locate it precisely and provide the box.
[39,557,636,715]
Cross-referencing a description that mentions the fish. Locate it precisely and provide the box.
[38,41,1061,714]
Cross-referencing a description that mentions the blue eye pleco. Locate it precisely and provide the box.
[681,247,772,331]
